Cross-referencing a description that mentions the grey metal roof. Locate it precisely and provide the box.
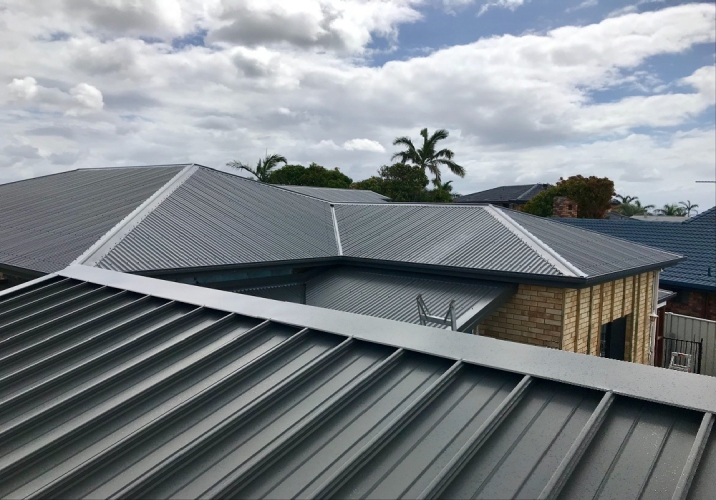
[97,167,338,272]
[275,185,390,203]
[556,207,716,291]
[454,183,550,204]
[659,288,677,303]
[0,264,714,500]
[237,267,515,330]
[0,166,184,273]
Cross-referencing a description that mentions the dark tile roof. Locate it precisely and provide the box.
[454,183,550,204]
[556,208,716,291]
[0,265,714,499]
[275,185,390,203]
[0,166,185,273]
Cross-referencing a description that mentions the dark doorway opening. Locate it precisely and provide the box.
[600,316,627,360]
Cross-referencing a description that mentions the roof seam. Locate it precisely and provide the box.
[73,165,199,267]
[485,206,586,278]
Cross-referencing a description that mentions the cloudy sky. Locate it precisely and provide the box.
[1,0,714,209]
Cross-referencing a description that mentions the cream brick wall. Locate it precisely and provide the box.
[480,271,656,365]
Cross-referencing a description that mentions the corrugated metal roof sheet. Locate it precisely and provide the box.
[503,208,684,278]
[0,264,714,500]
[0,166,184,273]
[454,183,550,203]
[236,267,515,329]
[97,167,338,272]
[275,185,390,203]
[556,208,716,291]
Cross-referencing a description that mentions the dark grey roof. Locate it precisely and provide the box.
[454,183,550,204]
[556,207,716,291]
[3,166,683,284]
[275,185,390,203]
[96,167,338,272]
[237,267,515,330]
[0,264,714,500]
[0,166,184,274]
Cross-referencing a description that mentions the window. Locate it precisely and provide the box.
[600,316,627,360]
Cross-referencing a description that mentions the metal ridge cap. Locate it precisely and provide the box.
[485,205,586,278]
[72,164,199,267]
[56,264,716,413]
[330,205,343,256]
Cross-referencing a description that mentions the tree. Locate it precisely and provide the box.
[656,204,687,216]
[391,128,465,185]
[679,200,699,216]
[352,162,429,202]
[267,163,352,188]
[615,200,654,216]
[427,180,455,202]
[614,193,638,205]
[522,175,614,218]
[227,153,287,182]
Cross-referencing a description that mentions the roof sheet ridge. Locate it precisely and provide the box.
[485,205,586,278]
[72,165,199,266]
[331,205,343,255]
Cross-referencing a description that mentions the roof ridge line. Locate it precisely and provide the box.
[485,206,586,278]
[331,205,343,256]
[72,165,199,267]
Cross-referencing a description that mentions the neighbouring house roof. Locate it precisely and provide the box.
[275,184,390,203]
[235,266,515,330]
[631,215,689,223]
[557,207,716,292]
[454,183,550,204]
[0,165,682,285]
[0,264,714,499]
[658,288,678,303]
[0,165,185,274]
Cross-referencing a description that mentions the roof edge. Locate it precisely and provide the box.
[486,206,586,278]
[57,264,716,413]
[73,164,199,266]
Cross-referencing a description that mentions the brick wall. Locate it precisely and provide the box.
[480,285,563,349]
[553,196,577,218]
[481,271,656,365]
[665,290,716,321]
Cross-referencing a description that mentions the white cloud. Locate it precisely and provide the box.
[343,138,385,152]
[478,0,528,16]
[0,2,714,209]
[566,0,597,13]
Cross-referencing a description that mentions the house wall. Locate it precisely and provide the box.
[665,290,716,321]
[481,271,657,365]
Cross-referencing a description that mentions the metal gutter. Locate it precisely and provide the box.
[72,165,199,267]
[58,265,716,413]
[330,205,343,256]
[486,205,586,278]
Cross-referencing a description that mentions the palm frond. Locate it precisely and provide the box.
[436,159,466,177]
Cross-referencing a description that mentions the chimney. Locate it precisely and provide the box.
[553,196,577,218]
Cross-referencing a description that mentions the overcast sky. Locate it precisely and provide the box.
[1,0,714,210]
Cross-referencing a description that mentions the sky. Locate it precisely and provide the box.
[0,0,715,210]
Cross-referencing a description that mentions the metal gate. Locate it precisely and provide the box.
[661,337,702,374]
[664,313,716,376]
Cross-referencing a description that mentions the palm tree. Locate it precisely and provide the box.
[656,203,687,216]
[391,128,465,185]
[679,200,699,217]
[615,193,638,205]
[226,153,287,182]
[616,200,654,216]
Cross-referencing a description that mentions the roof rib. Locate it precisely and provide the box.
[486,206,586,278]
[73,165,198,266]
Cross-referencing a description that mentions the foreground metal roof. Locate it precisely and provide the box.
[0,166,184,274]
[236,267,515,330]
[0,264,714,499]
[2,165,682,283]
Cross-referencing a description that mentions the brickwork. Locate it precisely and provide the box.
[480,285,563,349]
[482,271,656,366]
[665,291,716,321]
[553,196,578,218]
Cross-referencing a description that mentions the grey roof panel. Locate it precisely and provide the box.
[303,267,514,329]
[454,183,549,203]
[275,185,390,203]
[0,265,714,499]
[557,208,716,290]
[0,167,184,273]
[98,168,338,272]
